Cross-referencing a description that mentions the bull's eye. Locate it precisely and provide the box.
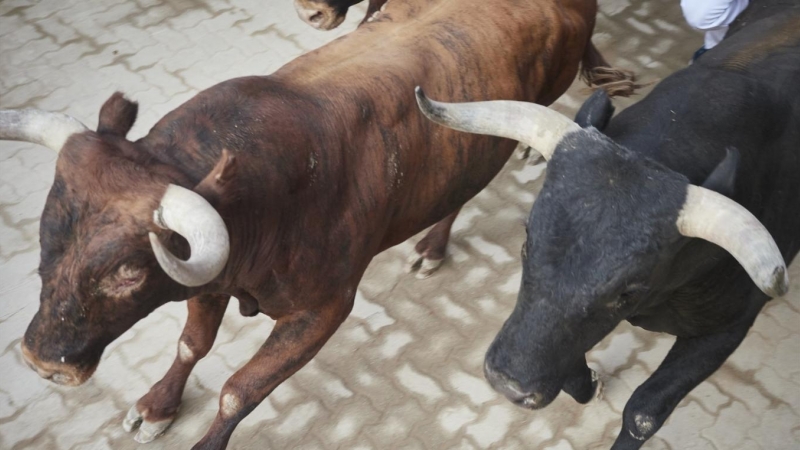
[98,265,146,298]
[618,292,634,306]
[620,285,648,302]
[609,284,648,310]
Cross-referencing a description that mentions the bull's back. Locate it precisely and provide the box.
[608,6,800,284]
[273,0,595,250]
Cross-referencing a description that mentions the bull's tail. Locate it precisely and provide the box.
[579,41,643,98]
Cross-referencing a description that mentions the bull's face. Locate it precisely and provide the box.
[293,0,359,29]
[2,93,231,386]
[22,179,175,385]
[484,132,688,408]
[414,88,788,410]
[18,95,180,385]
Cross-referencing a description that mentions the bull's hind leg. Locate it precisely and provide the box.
[123,294,229,443]
[611,319,755,449]
[406,208,461,279]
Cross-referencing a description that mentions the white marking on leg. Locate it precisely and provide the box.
[629,413,654,440]
[628,429,646,441]
[221,393,242,418]
[634,413,654,433]
[178,340,194,363]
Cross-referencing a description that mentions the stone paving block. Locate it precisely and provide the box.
[0,0,798,449]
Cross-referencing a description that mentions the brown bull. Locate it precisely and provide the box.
[0,0,634,448]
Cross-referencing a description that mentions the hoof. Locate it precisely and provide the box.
[122,404,175,443]
[591,369,604,402]
[528,151,545,165]
[122,405,143,433]
[514,143,532,160]
[405,253,444,279]
[513,143,545,164]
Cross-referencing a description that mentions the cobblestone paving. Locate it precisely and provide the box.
[0,0,798,449]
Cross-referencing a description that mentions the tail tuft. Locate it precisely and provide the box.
[580,42,648,98]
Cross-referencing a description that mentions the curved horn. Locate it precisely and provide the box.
[148,185,230,287]
[0,109,87,152]
[415,87,580,160]
[677,185,789,297]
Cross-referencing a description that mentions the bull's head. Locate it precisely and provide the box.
[1,93,230,386]
[293,0,360,30]
[415,88,789,409]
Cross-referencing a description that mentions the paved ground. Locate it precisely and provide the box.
[0,0,798,449]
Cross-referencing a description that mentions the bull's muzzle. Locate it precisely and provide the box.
[293,0,346,30]
[483,361,546,410]
[20,343,93,387]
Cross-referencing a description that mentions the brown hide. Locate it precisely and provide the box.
[141,0,594,317]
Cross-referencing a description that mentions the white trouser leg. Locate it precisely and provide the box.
[680,0,750,49]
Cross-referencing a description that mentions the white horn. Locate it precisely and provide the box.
[0,109,87,152]
[676,185,789,297]
[149,184,230,287]
[415,87,580,160]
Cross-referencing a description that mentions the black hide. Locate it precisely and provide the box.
[486,2,800,448]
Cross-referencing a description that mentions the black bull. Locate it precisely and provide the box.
[416,1,800,448]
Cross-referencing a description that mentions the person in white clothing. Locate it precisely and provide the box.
[681,0,750,61]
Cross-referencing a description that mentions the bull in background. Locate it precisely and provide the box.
[415,0,799,447]
[0,0,635,448]
[293,0,386,29]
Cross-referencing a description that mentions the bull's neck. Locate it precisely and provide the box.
[136,129,223,187]
[136,84,336,297]
[142,97,309,179]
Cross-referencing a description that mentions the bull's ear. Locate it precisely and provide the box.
[702,147,739,197]
[194,149,237,203]
[574,89,615,130]
[97,92,138,137]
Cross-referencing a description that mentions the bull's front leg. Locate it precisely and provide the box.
[611,321,755,449]
[190,295,354,450]
[123,294,229,443]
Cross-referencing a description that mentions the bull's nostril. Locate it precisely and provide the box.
[521,392,544,408]
[51,373,72,385]
[484,364,532,402]
[484,363,506,389]
[309,11,324,23]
